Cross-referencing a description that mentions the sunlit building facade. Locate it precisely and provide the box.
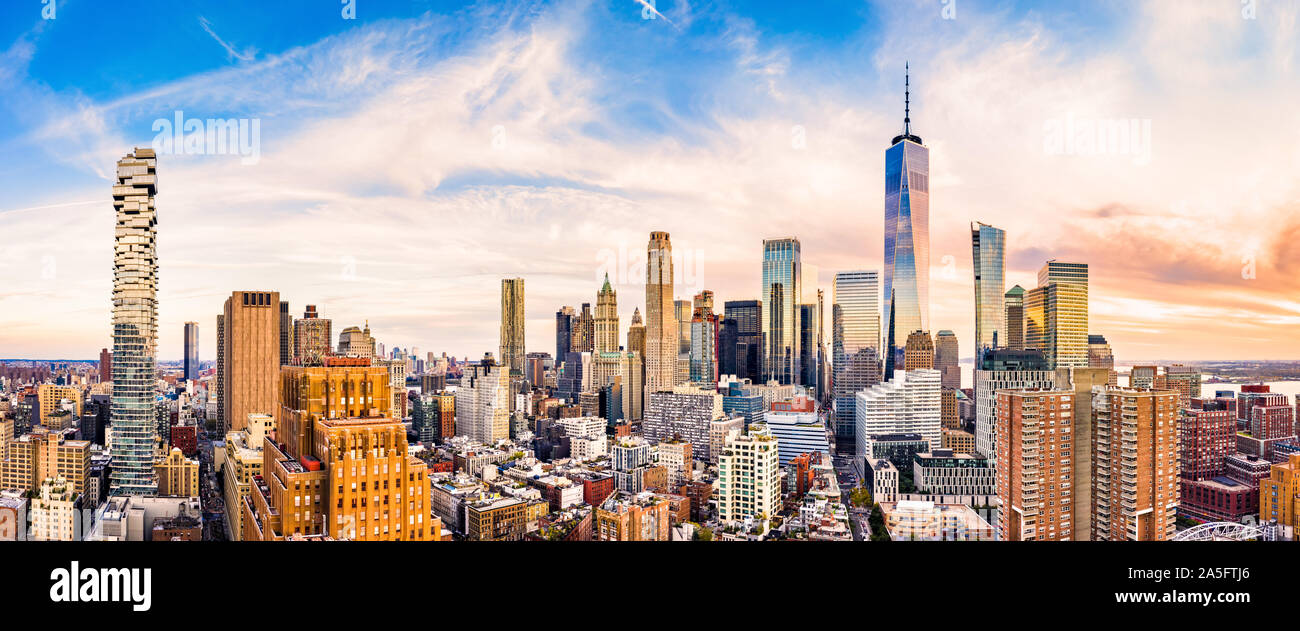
[762,237,802,385]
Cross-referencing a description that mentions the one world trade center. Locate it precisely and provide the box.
[883,64,930,377]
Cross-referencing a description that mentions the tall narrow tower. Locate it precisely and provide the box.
[883,63,930,377]
[971,222,1006,364]
[645,232,677,395]
[499,278,526,374]
[109,147,160,497]
[594,273,620,354]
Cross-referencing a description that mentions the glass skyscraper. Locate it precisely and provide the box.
[832,270,881,449]
[883,67,929,377]
[971,222,1006,364]
[183,321,199,381]
[761,237,802,385]
[110,148,160,496]
[1025,261,1089,369]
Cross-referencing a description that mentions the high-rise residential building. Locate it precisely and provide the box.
[293,305,332,364]
[594,274,620,354]
[1129,365,1159,389]
[645,232,678,396]
[183,322,199,381]
[1055,366,1110,540]
[98,348,112,383]
[1087,334,1117,386]
[973,349,1055,461]
[109,147,160,497]
[832,271,881,450]
[456,358,510,444]
[971,222,1006,363]
[1178,400,1235,482]
[499,278,525,375]
[555,305,576,361]
[1163,365,1201,408]
[934,330,959,389]
[690,292,719,386]
[278,301,292,368]
[903,330,934,371]
[1025,261,1089,369]
[723,300,763,382]
[1004,285,1025,350]
[1091,387,1179,541]
[761,237,802,385]
[217,291,281,434]
[855,369,941,464]
[883,67,930,377]
[716,423,781,524]
[996,389,1077,541]
[643,386,724,462]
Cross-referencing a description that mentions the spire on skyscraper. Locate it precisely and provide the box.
[892,62,923,146]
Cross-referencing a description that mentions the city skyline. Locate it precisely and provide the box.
[3,1,1299,363]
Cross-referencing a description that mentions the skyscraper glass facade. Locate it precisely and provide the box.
[971,222,1005,364]
[761,237,801,385]
[883,134,929,376]
[110,148,160,496]
[832,270,881,447]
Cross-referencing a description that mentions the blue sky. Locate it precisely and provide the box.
[1,0,1298,362]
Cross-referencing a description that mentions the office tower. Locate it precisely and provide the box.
[556,306,576,361]
[971,222,1006,363]
[109,147,160,497]
[1163,365,1201,407]
[1004,285,1025,350]
[1260,453,1300,532]
[766,396,831,465]
[246,364,437,541]
[1053,366,1109,540]
[855,369,941,463]
[1025,261,1089,369]
[594,274,620,354]
[337,323,375,357]
[218,291,281,434]
[627,307,646,404]
[571,303,594,353]
[456,359,510,444]
[98,348,112,383]
[1092,387,1179,541]
[996,389,1077,541]
[903,330,934,371]
[723,300,763,381]
[183,322,199,381]
[37,384,81,425]
[155,447,200,498]
[1087,334,1117,386]
[557,351,591,403]
[799,266,825,400]
[222,413,268,541]
[293,305,332,364]
[716,423,781,524]
[934,330,959,389]
[832,271,881,450]
[645,232,678,395]
[643,387,724,461]
[1129,365,1158,389]
[883,66,930,377]
[278,301,292,368]
[592,352,643,421]
[674,299,692,385]
[718,317,740,377]
[499,278,526,375]
[973,349,1055,461]
[761,237,802,385]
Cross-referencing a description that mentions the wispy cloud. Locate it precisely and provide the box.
[199,16,257,62]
